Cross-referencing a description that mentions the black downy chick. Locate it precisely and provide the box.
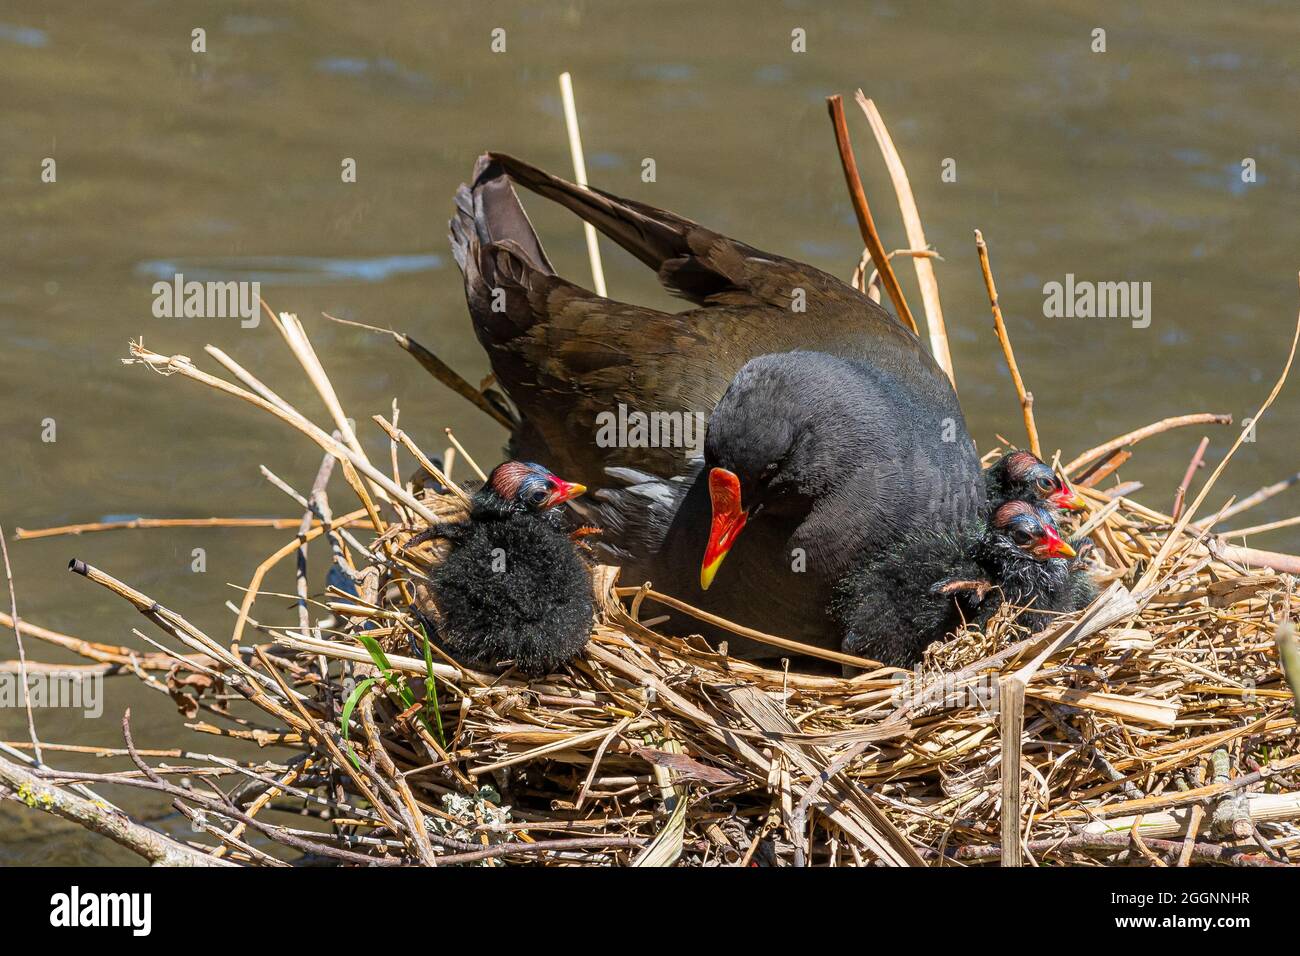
[832,501,1094,668]
[977,502,1098,632]
[985,448,1097,582]
[984,450,1087,514]
[411,461,594,674]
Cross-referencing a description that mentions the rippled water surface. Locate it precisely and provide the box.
[1,1,1298,863]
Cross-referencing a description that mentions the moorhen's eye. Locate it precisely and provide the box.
[1010,528,1034,545]
[1035,476,1055,492]
[528,488,549,505]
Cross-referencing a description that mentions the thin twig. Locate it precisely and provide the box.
[372,416,471,505]
[1135,296,1300,591]
[15,516,338,540]
[0,527,41,764]
[443,428,487,483]
[320,312,515,430]
[0,747,228,866]
[975,230,1040,459]
[1196,469,1300,530]
[1170,436,1210,522]
[1063,413,1233,476]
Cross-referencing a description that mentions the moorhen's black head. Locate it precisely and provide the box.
[982,500,1076,563]
[697,351,985,592]
[476,461,586,517]
[986,451,1085,513]
[974,500,1092,631]
[698,353,863,589]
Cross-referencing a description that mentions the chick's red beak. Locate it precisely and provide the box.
[701,467,747,590]
[542,478,587,509]
[1033,523,1077,560]
[1050,483,1087,512]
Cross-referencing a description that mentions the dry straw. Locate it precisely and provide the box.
[4,100,1300,868]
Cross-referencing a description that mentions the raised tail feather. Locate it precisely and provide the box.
[448,155,565,343]
[462,152,853,309]
[484,153,708,279]
[449,154,554,277]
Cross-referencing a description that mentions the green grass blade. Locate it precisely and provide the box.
[420,621,446,747]
[357,632,417,709]
[340,677,379,769]
[357,633,394,672]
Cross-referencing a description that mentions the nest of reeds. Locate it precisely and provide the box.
[0,306,1291,868]
[5,97,1299,867]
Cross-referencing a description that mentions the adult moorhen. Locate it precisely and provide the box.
[832,500,1094,668]
[450,155,980,654]
[408,461,594,674]
[591,351,984,657]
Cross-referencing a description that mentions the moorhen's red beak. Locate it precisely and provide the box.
[1050,484,1087,512]
[542,478,587,509]
[701,467,747,590]
[1033,524,1077,560]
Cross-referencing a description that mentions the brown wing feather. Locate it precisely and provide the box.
[449,153,946,483]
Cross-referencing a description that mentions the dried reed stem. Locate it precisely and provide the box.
[14,516,340,540]
[0,527,41,764]
[826,94,918,335]
[443,427,487,482]
[1276,622,1300,719]
[271,311,393,509]
[320,312,515,430]
[856,92,953,387]
[1064,413,1233,476]
[1135,297,1300,591]
[128,343,439,524]
[1221,514,1300,538]
[1197,469,1300,529]
[625,587,880,670]
[998,676,1026,867]
[1171,436,1210,522]
[559,71,607,297]
[975,229,1041,459]
[372,415,471,505]
[229,511,367,649]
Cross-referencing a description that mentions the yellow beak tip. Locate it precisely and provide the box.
[699,556,725,591]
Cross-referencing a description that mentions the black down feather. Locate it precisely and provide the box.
[427,511,593,674]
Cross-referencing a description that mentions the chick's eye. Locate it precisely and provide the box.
[529,488,549,505]
[1035,476,1055,492]
[1010,528,1034,545]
